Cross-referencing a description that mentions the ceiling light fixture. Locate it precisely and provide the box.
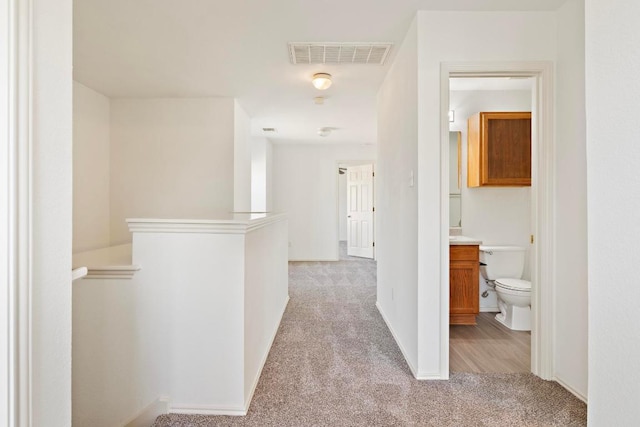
[317,127,332,137]
[312,73,332,90]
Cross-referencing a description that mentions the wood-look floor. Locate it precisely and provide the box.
[450,312,531,373]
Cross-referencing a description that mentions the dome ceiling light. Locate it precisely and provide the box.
[312,73,332,90]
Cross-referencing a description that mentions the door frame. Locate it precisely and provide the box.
[335,160,376,261]
[2,0,33,423]
[440,62,555,379]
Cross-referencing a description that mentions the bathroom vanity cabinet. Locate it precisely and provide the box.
[467,112,531,187]
[450,244,480,325]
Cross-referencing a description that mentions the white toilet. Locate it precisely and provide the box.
[479,245,531,331]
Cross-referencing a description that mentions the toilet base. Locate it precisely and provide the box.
[495,302,531,331]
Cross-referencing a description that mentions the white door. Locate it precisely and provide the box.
[346,164,374,258]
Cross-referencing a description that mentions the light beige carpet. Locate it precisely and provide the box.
[153,245,586,426]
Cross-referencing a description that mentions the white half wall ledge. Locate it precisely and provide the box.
[126,213,289,414]
[127,212,287,234]
[71,267,88,281]
[72,243,141,279]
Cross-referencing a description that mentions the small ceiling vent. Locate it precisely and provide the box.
[262,127,277,133]
[288,42,393,65]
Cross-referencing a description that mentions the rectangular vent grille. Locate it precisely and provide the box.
[288,42,392,65]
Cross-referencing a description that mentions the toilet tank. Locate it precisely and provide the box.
[479,245,526,280]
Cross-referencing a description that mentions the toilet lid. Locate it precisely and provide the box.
[495,278,531,291]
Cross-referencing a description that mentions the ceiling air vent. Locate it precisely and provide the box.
[288,42,393,65]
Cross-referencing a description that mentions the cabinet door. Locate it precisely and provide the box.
[481,112,531,186]
[467,112,531,187]
[450,261,479,314]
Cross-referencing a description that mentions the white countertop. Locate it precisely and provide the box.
[449,235,482,245]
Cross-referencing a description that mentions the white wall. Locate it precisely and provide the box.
[450,89,532,283]
[73,276,165,427]
[243,219,289,402]
[73,81,111,253]
[272,143,375,261]
[586,0,639,422]
[109,98,235,244]
[376,17,419,374]
[251,137,273,212]
[555,0,588,402]
[32,0,73,423]
[415,11,557,378]
[234,101,252,212]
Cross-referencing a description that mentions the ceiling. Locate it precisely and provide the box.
[73,0,567,145]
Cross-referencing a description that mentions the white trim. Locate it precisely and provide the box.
[170,405,247,417]
[3,0,34,424]
[1,0,12,422]
[416,372,448,380]
[288,258,339,262]
[440,61,555,380]
[80,268,141,280]
[376,302,418,378]
[439,66,451,380]
[127,213,287,235]
[479,307,500,313]
[244,296,289,412]
[71,267,88,281]
[554,376,588,404]
[72,244,141,279]
[124,397,170,427]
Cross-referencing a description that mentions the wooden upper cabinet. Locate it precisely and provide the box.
[467,112,532,187]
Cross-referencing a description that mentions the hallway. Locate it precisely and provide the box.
[153,245,586,426]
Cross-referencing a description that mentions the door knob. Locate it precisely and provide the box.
[348,215,351,218]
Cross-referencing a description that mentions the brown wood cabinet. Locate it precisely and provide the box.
[450,245,479,325]
[467,112,531,187]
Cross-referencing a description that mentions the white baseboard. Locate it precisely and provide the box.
[288,258,339,262]
[480,307,499,313]
[375,302,418,378]
[170,405,247,416]
[244,295,290,411]
[553,375,588,403]
[416,372,448,380]
[124,397,170,427]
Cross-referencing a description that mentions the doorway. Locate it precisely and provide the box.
[440,62,555,380]
[337,162,375,260]
[448,76,533,373]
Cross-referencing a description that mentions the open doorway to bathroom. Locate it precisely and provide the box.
[447,76,533,373]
